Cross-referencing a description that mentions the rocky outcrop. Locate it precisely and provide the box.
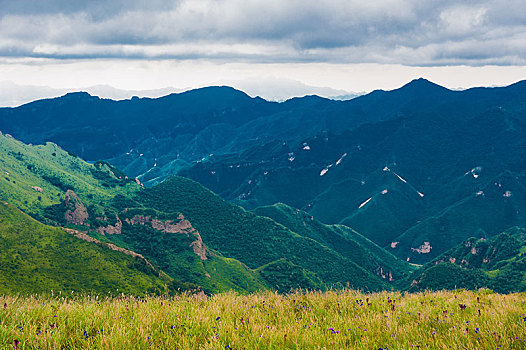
[125,213,208,260]
[377,266,394,281]
[95,218,122,235]
[125,213,194,234]
[411,241,431,254]
[190,231,207,260]
[64,190,89,226]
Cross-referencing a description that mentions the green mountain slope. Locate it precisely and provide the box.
[406,227,526,293]
[0,201,170,295]
[2,80,526,270]
[137,176,393,291]
[389,171,526,263]
[0,133,404,293]
[0,132,139,220]
[0,133,268,294]
[253,203,414,282]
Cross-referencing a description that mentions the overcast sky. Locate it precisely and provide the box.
[0,0,525,105]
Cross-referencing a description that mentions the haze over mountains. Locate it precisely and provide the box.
[0,78,525,294]
[0,80,357,108]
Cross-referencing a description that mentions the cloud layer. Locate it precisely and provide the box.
[0,0,525,65]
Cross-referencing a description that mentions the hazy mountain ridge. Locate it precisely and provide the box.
[3,78,523,185]
[178,80,526,263]
[1,79,525,293]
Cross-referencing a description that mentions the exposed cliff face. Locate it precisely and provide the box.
[64,190,89,226]
[95,218,123,235]
[190,231,207,260]
[125,213,208,260]
[125,214,194,234]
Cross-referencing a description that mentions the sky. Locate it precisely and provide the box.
[0,0,525,105]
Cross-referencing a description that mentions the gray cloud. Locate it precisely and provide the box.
[0,0,524,65]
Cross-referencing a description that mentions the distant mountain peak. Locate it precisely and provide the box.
[63,91,93,98]
[401,78,449,91]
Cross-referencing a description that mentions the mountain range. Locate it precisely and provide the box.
[0,78,525,294]
[0,132,411,294]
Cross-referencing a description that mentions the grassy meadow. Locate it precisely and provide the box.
[1,289,525,349]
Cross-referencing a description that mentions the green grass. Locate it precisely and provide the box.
[0,201,170,296]
[0,134,140,218]
[0,290,524,349]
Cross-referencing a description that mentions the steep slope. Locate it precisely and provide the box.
[0,133,403,293]
[0,133,268,294]
[2,79,525,270]
[406,227,526,293]
[2,79,524,188]
[0,132,138,219]
[0,201,171,295]
[181,84,526,263]
[389,171,526,263]
[253,203,414,282]
[138,176,392,291]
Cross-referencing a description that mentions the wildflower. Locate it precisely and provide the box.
[459,304,467,310]
[14,339,19,349]
[3,303,6,309]
[216,317,221,321]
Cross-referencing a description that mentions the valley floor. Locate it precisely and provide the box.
[1,290,525,349]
